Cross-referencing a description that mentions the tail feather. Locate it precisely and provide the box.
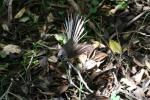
[64,14,86,43]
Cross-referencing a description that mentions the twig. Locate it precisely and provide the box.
[37,42,58,50]
[127,9,150,27]
[67,0,81,13]
[137,31,150,37]
[9,92,24,100]
[97,0,105,9]
[0,82,13,99]
[49,4,68,8]
[8,0,13,23]
[26,55,34,70]
[67,62,93,93]
[67,63,89,94]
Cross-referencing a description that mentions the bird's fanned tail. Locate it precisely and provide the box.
[64,14,86,43]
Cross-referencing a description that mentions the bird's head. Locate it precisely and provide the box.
[57,47,68,61]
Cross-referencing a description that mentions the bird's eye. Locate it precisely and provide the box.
[58,54,65,61]
[60,54,64,59]
[58,54,68,62]
[57,49,67,61]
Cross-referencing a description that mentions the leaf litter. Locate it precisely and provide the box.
[0,0,150,100]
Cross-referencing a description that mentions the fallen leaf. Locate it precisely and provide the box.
[54,34,67,44]
[78,53,88,64]
[109,39,122,54]
[92,40,100,48]
[145,59,150,69]
[132,69,145,84]
[0,50,7,58]
[47,13,54,22]
[131,66,137,74]
[19,16,29,22]
[93,51,108,61]
[1,23,9,31]
[57,85,68,94]
[115,1,128,11]
[83,59,97,70]
[133,57,144,67]
[48,56,58,63]
[3,44,21,55]
[120,78,137,91]
[14,7,26,19]
[133,87,145,99]
[146,89,150,97]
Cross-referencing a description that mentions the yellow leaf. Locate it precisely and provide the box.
[109,39,122,54]
[14,7,26,19]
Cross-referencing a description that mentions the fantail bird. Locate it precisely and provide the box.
[58,14,94,60]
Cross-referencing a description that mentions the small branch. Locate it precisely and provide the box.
[37,42,58,50]
[26,55,34,70]
[67,62,93,93]
[8,0,13,23]
[67,63,89,94]
[67,0,81,13]
[127,9,150,27]
[97,0,105,9]
[0,82,13,99]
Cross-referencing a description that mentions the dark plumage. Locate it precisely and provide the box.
[58,14,94,59]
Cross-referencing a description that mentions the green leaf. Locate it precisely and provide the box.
[91,0,99,6]
[54,34,67,44]
[32,14,39,23]
[109,39,122,54]
[89,7,97,14]
[0,63,8,71]
[0,51,7,58]
[116,1,128,11]
[19,16,29,22]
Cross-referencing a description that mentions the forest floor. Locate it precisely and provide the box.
[0,0,150,100]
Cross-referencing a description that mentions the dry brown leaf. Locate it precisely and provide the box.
[93,51,108,61]
[57,85,68,94]
[90,69,101,80]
